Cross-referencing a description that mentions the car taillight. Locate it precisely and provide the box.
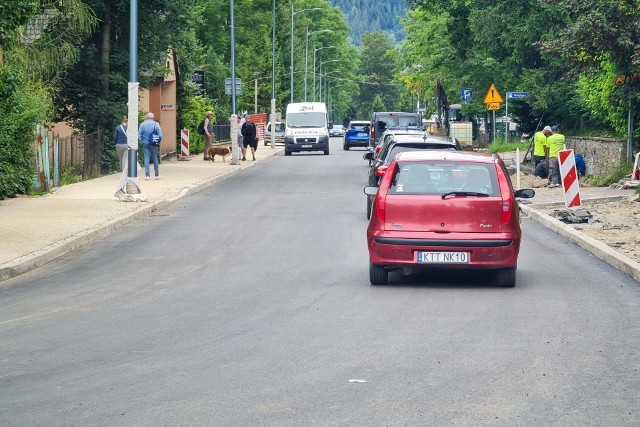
[495,164,512,224]
[375,162,396,222]
[375,146,382,154]
[370,127,375,143]
[375,166,388,177]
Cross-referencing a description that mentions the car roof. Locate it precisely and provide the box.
[349,121,369,125]
[395,150,495,163]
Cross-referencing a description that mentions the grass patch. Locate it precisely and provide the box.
[488,141,530,154]
[60,166,83,186]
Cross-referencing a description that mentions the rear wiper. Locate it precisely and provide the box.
[441,191,490,199]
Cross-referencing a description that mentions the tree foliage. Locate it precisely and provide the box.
[329,0,407,45]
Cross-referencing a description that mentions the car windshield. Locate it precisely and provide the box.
[274,123,285,132]
[382,144,455,165]
[287,112,325,128]
[389,162,499,196]
[377,114,420,132]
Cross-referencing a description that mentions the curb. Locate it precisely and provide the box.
[0,148,282,283]
[521,203,640,282]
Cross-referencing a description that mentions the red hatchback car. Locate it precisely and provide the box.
[364,150,535,287]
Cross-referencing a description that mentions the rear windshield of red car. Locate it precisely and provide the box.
[389,161,500,196]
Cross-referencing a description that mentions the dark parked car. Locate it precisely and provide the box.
[369,112,422,147]
[364,133,462,218]
[369,127,428,160]
[364,150,535,287]
[343,120,370,150]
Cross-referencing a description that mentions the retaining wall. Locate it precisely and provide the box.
[565,136,627,176]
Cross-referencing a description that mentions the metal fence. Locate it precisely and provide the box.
[212,121,231,142]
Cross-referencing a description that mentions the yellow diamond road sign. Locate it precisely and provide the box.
[483,84,504,104]
[487,103,500,111]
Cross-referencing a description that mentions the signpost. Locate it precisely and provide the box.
[483,84,503,142]
[461,88,472,103]
[225,78,242,96]
[505,91,529,143]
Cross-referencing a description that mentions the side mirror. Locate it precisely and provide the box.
[363,186,378,196]
[328,123,333,129]
[514,188,535,199]
[363,152,374,160]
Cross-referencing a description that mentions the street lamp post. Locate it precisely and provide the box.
[290,5,322,103]
[313,45,335,101]
[305,27,331,101]
[271,0,276,149]
[319,59,338,102]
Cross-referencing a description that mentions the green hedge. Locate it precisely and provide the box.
[0,69,50,199]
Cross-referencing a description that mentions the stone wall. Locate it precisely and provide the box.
[565,136,627,176]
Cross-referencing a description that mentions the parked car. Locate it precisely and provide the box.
[369,127,429,160]
[369,112,422,147]
[329,124,345,137]
[364,133,462,219]
[343,120,370,150]
[364,150,535,287]
[263,121,285,146]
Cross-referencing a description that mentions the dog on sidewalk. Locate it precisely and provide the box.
[206,146,232,162]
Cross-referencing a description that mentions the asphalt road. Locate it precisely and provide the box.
[1,137,640,426]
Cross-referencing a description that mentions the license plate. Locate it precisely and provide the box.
[301,144,312,148]
[358,132,367,136]
[417,251,469,264]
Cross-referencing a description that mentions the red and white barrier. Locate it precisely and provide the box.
[559,149,581,208]
[180,129,190,158]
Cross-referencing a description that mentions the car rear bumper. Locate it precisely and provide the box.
[345,137,369,147]
[367,232,520,269]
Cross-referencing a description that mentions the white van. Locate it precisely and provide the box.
[284,102,331,156]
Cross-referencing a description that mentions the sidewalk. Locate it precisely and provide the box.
[0,145,282,281]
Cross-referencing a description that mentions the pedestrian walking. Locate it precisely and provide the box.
[237,115,244,160]
[546,125,565,187]
[533,125,552,167]
[202,111,215,160]
[240,116,258,161]
[138,112,163,180]
[113,116,129,172]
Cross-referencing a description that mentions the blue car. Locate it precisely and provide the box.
[343,120,370,150]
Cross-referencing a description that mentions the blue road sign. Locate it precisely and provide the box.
[508,92,529,99]
[461,88,473,101]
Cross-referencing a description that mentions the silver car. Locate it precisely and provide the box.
[263,122,285,146]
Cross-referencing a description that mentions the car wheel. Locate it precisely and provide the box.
[343,142,349,151]
[366,195,373,220]
[285,150,291,156]
[369,263,388,285]
[495,267,516,287]
[324,149,329,155]
[264,141,268,146]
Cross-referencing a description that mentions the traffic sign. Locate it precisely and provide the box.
[225,78,241,95]
[483,84,503,104]
[487,102,501,111]
[461,88,472,101]
[508,92,529,99]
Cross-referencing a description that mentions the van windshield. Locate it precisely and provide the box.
[287,112,326,128]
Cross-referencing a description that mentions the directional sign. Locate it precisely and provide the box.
[461,88,472,101]
[225,78,241,95]
[508,92,529,99]
[483,84,503,104]
[487,103,501,111]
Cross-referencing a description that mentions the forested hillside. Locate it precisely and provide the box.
[330,0,406,45]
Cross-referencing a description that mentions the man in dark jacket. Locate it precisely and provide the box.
[113,116,128,171]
